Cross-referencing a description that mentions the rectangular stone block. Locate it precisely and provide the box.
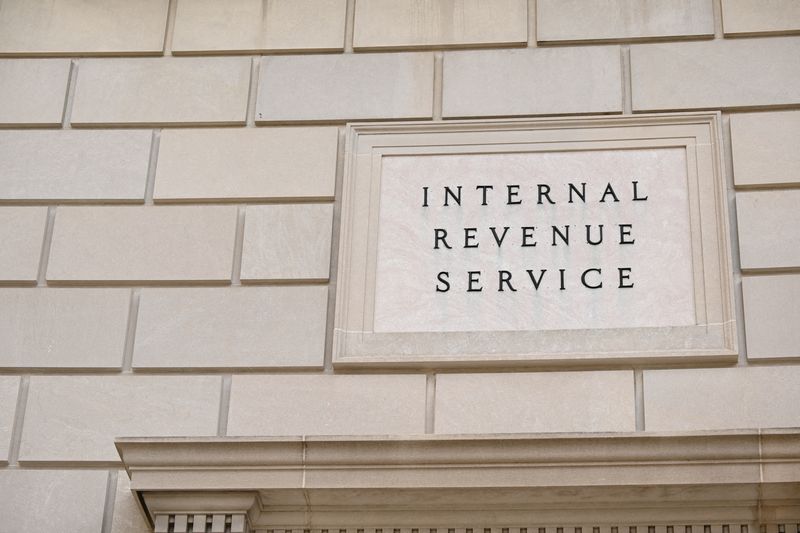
[47,206,238,283]
[644,366,800,431]
[227,374,427,435]
[537,0,714,42]
[0,130,151,200]
[722,0,800,35]
[730,111,800,187]
[154,127,338,201]
[133,286,327,369]
[172,0,346,53]
[256,53,433,122]
[0,377,20,462]
[0,470,107,531]
[20,375,221,462]
[630,37,800,111]
[742,275,800,360]
[434,371,635,434]
[241,204,333,281]
[0,59,70,125]
[111,472,152,533]
[71,58,251,126]
[0,0,168,55]
[0,289,129,368]
[353,0,527,50]
[0,207,46,282]
[736,190,800,271]
[442,47,622,117]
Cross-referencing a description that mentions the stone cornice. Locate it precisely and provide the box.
[116,430,800,531]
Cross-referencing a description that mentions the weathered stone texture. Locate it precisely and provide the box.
[0,376,20,462]
[354,0,527,49]
[0,207,47,282]
[20,375,221,462]
[736,190,800,271]
[730,111,800,187]
[0,289,130,368]
[71,58,251,126]
[134,286,327,369]
[0,58,70,125]
[172,0,346,53]
[442,47,622,117]
[47,206,237,283]
[241,204,333,281]
[155,127,338,201]
[742,275,800,360]
[0,130,151,200]
[537,0,714,42]
[721,0,800,35]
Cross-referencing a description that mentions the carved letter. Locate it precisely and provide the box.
[498,270,517,292]
[581,268,603,289]
[467,271,483,292]
[434,228,451,249]
[436,271,450,292]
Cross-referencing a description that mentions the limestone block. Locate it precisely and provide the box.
[0,289,129,369]
[19,375,221,462]
[71,58,251,126]
[0,58,69,125]
[241,204,333,281]
[172,0,346,53]
[630,37,800,110]
[0,377,20,462]
[133,286,327,369]
[721,0,800,35]
[111,471,152,533]
[736,190,800,270]
[434,371,635,434]
[154,127,338,201]
[227,374,427,435]
[0,207,46,282]
[537,0,714,42]
[0,0,168,55]
[353,0,527,49]
[644,366,800,430]
[47,206,237,283]
[442,47,622,117]
[256,53,434,122]
[0,470,107,531]
[730,111,800,187]
[0,130,151,200]
[743,275,800,360]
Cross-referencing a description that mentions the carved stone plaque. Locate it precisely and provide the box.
[334,114,736,367]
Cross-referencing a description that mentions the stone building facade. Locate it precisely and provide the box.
[0,1,798,531]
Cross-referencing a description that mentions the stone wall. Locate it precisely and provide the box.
[0,0,798,530]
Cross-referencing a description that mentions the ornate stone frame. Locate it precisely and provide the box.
[333,113,737,368]
[116,430,800,532]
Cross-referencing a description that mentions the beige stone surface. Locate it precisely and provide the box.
[736,190,800,270]
[730,111,800,187]
[71,58,251,126]
[742,275,800,360]
[256,53,434,122]
[133,286,327,368]
[644,366,800,431]
[0,469,107,531]
[0,376,20,462]
[435,371,635,434]
[630,37,800,110]
[47,206,237,283]
[0,288,129,368]
[537,0,714,42]
[442,47,621,117]
[721,0,800,35]
[241,204,333,281]
[155,127,338,201]
[20,375,220,462]
[227,375,427,436]
[0,58,69,125]
[111,471,151,533]
[353,0,527,49]
[173,0,346,52]
[0,130,151,200]
[0,207,46,282]
[0,0,168,55]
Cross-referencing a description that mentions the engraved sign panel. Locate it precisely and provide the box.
[335,115,736,367]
